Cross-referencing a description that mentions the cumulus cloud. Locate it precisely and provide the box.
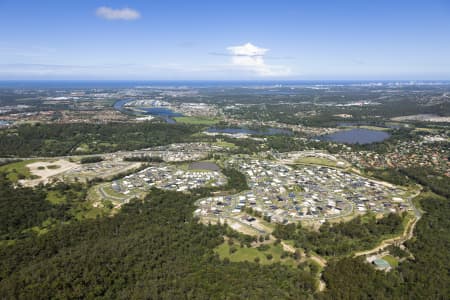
[226,42,291,77]
[96,6,141,21]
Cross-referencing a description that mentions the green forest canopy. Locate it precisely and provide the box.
[0,162,449,298]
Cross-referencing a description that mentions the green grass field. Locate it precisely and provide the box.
[0,160,38,182]
[46,190,67,204]
[214,140,237,149]
[295,157,339,168]
[215,241,297,266]
[382,255,399,267]
[75,143,90,153]
[173,116,220,125]
[73,203,111,220]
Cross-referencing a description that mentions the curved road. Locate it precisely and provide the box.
[354,186,422,257]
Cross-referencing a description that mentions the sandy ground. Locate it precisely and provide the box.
[22,159,79,186]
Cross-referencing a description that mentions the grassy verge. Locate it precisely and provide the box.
[214,140,237,149]
[174,116,220,125]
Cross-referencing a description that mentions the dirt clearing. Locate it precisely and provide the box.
[21,159,79,186]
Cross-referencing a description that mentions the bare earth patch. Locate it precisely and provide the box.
[21,160,79,186]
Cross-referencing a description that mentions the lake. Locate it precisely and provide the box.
[319,129,390,144]
[206,127,293,136]
[114,99,182,123]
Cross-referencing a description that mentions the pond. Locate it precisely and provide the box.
[206,127,293,136]
[318,128,390,144]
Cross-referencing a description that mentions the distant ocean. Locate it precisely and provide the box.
[0,80,448,89]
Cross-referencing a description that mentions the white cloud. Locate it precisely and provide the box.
[96,6,141,21]
[227,43,269,57]
[227,42,291,77]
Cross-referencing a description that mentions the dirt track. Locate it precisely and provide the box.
[354,188,422,257]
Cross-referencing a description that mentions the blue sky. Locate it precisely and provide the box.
[0,0,449,80]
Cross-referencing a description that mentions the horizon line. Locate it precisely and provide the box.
[1,79,450,82]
